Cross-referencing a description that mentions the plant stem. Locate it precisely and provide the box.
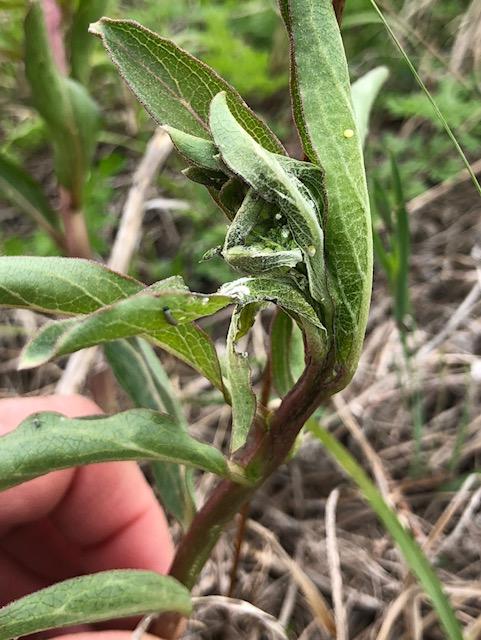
[154,352,340,639]
[59,187,92,259]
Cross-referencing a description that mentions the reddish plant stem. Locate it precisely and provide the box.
[227,501,250,598]
[154,350,341,639]
[59,188,92,259]
[333,0,346,25]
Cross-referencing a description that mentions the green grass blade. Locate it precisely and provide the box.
[390,153,410,329]
[368,0,481,199]
[308,422,463,640]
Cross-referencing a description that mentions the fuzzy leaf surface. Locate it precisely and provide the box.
[20,289,230,368]
[280,0,373,377]
[0,257,142,314]
[0,409,237,491]
[0,570,191,640]
[210,92,330,311]
[89,18,284,153]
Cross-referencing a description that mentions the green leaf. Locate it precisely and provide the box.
[390,153,410,329]
[89,18,284,154]
[105,338,196,529]
[279,0,372,378]
[0,257,143,315]
[270,310,304,397]
[0,570,191,640]
[182,166,228,189]
[220,276,325,331]
[19,288,231,368]
[351,66,389,147]
[210,92,331,316]
[25,1,100,205]
[69,0,109,84]
[106,337,187,426]
[226,306,257,452]
[309,423,463,640]
[0,409,244,491]
[0,258,227,392]
[0,152,62,240]
[164,126,223,171]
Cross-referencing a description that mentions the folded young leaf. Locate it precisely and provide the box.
[279,0,372,379]
[210,92,331,317]
[105,338,196,529]
[0,409,245,491]
[351,66,389,147]
[219,276,324,331]
[163,126,223,171]
[20,289,231,368]
[0,570,191,640]
[0,256,143,315]
[90,18,284,154]
[226,306,257,452]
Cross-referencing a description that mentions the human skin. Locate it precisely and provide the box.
[0,395,174,639]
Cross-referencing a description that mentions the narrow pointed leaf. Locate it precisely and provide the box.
[226,306,257,452]
[309,423,463,640]
[0,409,244,491]
[279,0,372,377]
[105,338,196,529]
[0,570,191,640]
[106,337,187,427]
[164,126,223,171]
[351,66,389,147]
[89,18,284,153]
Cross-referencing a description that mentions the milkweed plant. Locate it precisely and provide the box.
[0,1,464,639]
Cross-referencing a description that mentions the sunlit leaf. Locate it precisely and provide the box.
[0,257,142,315]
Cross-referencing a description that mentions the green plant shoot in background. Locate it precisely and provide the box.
[0,0,107,258]
[0,1,465,639]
